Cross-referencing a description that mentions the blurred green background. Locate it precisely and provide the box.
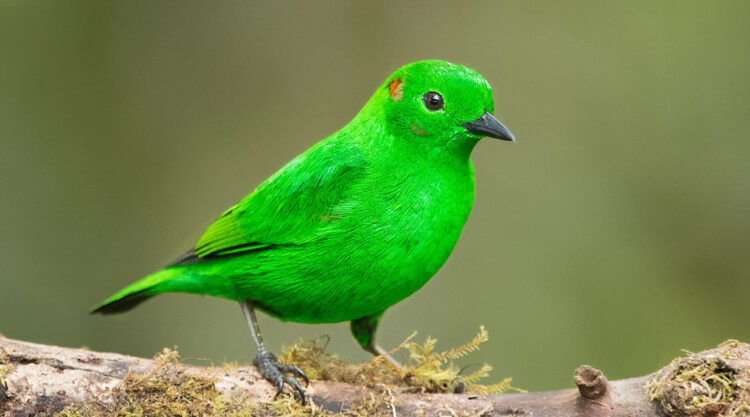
[1,1,749,392]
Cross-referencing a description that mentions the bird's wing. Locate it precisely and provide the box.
[187,138,366,261]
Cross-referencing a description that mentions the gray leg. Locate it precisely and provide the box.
[240,300,308,404]
[350,312,401,367]
[351,312,465,393]
[240,299,265,348]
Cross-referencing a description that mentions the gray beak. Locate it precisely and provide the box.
[463,111,515,142]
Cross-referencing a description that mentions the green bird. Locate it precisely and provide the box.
[92,59,514,403]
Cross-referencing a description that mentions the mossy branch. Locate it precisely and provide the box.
[1,334,750,417]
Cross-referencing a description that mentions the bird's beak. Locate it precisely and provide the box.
[463,111,515,142]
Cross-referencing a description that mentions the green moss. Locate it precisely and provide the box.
[53,348,259,417]
[645,343,739,417]
[278,335,370,385]
[56,407,90,417]
[50,346,390,417]
[279,326,522,395]
[0,364,11,388]
[56,328,517,416]
[726,402,750,417]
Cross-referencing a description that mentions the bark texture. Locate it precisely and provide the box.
[1,335,748,417]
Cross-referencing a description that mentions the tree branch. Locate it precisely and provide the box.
[1,335,748,416]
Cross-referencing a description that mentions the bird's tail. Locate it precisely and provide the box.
[90,268,183,314]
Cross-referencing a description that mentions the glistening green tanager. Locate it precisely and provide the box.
[93,60,515,403]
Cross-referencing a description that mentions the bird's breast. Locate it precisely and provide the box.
[325,161,476,304]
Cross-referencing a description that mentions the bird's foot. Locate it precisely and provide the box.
[253,348,309,404]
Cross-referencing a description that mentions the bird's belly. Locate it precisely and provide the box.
[225,170,475,323]
[243,231,463,323]
[237,206,469,322]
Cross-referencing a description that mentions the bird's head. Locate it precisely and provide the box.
[362,60,514,150]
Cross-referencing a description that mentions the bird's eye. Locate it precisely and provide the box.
[422,91,444,111]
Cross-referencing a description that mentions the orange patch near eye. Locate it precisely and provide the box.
[388,78,404,101]
[410,124,426,136]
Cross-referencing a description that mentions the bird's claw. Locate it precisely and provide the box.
[253,349,308,404]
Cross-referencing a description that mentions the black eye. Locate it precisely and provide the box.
[423,91,444,111]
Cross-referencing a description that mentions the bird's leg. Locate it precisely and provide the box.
[351,313,467,393]
[240,300,308,404]
[350,313,401,368]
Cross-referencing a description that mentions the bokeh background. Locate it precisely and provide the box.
[1,1,749,392]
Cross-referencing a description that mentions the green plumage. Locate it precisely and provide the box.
[93,60,511,329]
